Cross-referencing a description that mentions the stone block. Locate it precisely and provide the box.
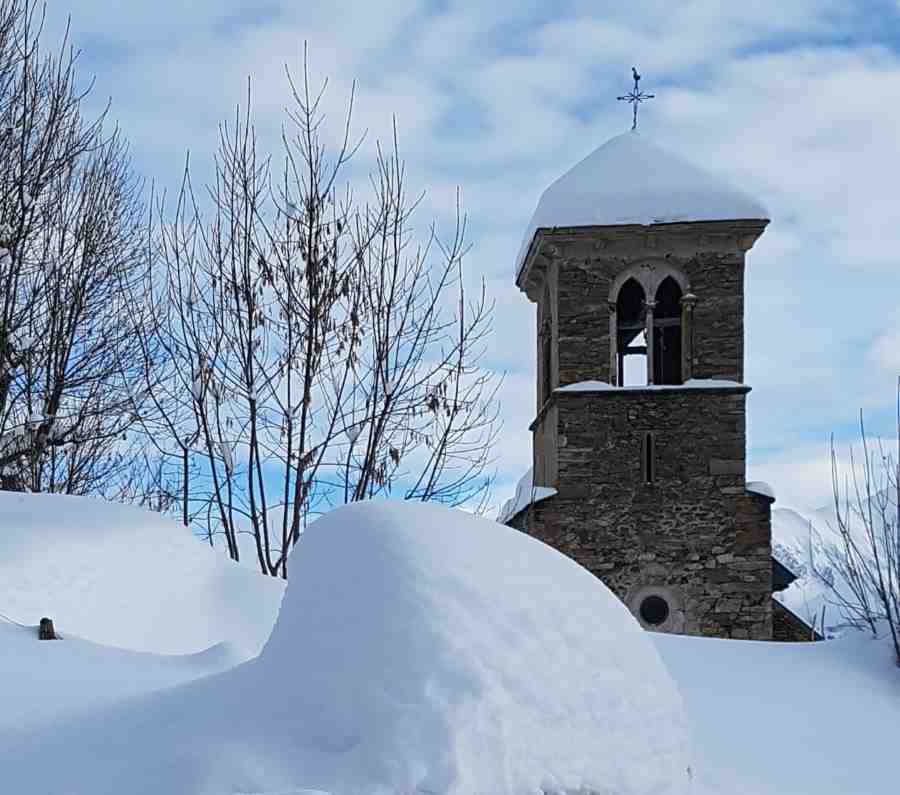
[709,458,744,475]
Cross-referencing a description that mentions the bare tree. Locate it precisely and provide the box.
[0,0,152,496]
[140,55,500,576]
[812,377,900,666]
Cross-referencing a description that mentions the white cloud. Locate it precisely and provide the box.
[48,0,900,508]
[749,442,835,513]
[869,326,900,375]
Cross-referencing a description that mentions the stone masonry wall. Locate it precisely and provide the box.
[773,600,819,642]
[520,386,773,639]
[555,247,746,384]
[517,222,763,387]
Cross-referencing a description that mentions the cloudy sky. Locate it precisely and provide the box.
[50,0,900,513]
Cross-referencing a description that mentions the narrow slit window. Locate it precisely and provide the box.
[541,327,552,404]
[642,432,655,484]
[540,286,553,405]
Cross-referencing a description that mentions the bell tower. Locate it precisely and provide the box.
[509,130,775,640]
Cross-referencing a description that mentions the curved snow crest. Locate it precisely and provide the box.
[260,500,692,794]
[0,622,239,734]
[516,131,768,279]
[2,500,691,795]
[0,491,284,656]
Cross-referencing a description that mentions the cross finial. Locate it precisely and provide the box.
[617,67,655,131]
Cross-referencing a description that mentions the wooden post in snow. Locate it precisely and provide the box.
[38,617,57,640]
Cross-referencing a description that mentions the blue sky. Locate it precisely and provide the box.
[50,1,900,512]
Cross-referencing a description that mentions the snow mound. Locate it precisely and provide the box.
[259,500,691,794]
[497,466,557,523]
[1,500,691,795]
[516,131,768,278]
[0,492,284,656]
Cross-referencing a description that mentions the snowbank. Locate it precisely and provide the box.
[1,500,692,795]
[497,466,557,523]
[516,131,768,278]
[0,491,284,656]
[655,629,899,795]
[0,621,236,733]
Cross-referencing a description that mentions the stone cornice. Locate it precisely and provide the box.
[528,381,751,431]
[517,218,769,300]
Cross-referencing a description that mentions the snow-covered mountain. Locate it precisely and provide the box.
[771,486,898,635]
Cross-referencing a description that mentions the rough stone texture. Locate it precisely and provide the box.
[513,387,773,640]
[524,221,767,387]
[532,402,558,488]
[514,219,775,640]
[773,599,821,642]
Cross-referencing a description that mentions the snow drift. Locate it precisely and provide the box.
[0,620,236,733]
[656,628,899,795]
[0,491,284,656]
[1,499,691,795]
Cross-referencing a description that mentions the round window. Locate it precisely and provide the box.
[639,595,670,626]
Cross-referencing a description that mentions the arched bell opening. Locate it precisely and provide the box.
[616,278,647,386]
[653,276,683,385]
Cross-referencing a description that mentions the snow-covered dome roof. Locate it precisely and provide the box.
[516,131,768,280]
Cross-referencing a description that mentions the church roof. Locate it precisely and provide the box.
[515,131,769,280]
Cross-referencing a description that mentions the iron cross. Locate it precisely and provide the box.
[617,67,655,131]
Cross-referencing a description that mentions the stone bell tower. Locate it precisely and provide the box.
[507,130,776,640]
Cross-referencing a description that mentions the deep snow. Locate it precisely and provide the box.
[1,499,691,795]
[0,491,284,656]
[0,620,237,733]
[2,493,897,795]
[655,629,899,795]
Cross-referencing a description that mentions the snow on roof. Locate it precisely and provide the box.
[747,480,776,500]
[497,466,557,523]
[0,500,692,795]
[516,131,768,280]
[555,378,746,393]
[555,379,617,392]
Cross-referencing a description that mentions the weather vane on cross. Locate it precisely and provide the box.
[617,67,655,131]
